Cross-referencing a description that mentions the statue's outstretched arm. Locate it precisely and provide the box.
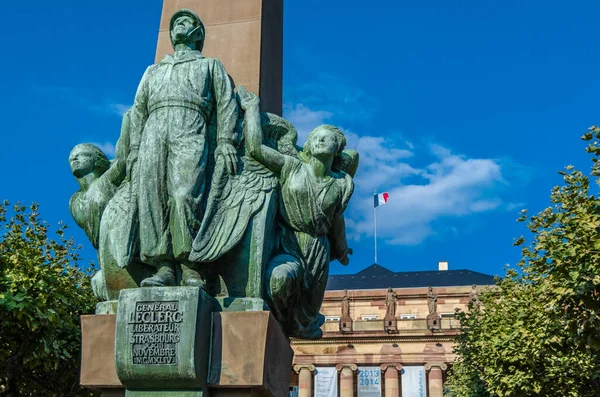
[237,87,286,175]
[104,111,132,187]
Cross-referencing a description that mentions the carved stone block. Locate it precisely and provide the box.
[339,316,353,333]
[383,315,398,333]
[426,313,442,331]
[115,287,217,393]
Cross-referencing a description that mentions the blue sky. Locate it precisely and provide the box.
[2,0,600,279]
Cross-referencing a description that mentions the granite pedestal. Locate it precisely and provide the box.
[80,288,293,397]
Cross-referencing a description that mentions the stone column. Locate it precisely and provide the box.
[293,364,315,397]
[425,362,448,397]
[336,364,357,397]
[380,364,402,397]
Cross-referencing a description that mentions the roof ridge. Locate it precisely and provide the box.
[354,263,394,276]
[325,266,496,290]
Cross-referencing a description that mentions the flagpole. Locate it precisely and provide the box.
[374,191,378,265]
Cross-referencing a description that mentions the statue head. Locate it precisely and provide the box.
[170,9,206,52]
[69,144,110,179]
[472,284,477,289]
[388,287,393,292]
[428,286,433,292]
[304,125,346,160]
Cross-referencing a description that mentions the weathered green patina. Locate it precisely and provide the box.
[127,9,238,288]
[235,87,356,339]
[69,112,151,305]
[70,8,359,340]
[115,287,216,396]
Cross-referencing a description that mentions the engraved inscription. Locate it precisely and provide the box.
[129,301,183,365]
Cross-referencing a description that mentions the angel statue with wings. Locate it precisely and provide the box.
[189,87,358,339]
[190,87,357,339]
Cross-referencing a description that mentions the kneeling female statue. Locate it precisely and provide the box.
[238,87,357,339]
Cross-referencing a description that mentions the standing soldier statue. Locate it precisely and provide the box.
[127,9,239,287]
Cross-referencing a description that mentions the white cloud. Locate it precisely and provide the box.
[91,142,117,158]
[505,202,525,211]
[282,102,508,246]
[108,103,131,117]
[349,144,505,246]
[343,131,416,193]
[283,103,333,144]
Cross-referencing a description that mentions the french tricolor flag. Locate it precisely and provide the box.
[374,192,389,208]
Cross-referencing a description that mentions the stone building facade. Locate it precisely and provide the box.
[289,264,495,397]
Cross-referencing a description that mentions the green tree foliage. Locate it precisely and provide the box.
[0,201,98,397]
[445,127,600,396]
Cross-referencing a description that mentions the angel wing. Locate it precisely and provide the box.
[260,112,299,156]
[189,111,298,263]
[333,149,359,178]
[189,155,275,262]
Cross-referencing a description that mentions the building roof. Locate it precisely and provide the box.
[325,264,497,291]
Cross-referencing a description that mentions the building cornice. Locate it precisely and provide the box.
[323,289,480,302]
[290,335,456,345]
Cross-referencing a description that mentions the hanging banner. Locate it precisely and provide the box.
[357,366,381,397]
[314,367,338,397]
[401,366,426,397]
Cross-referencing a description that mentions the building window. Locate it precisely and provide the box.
[325,316,341,322]
[400,314,417,320]
[361,315,378,321]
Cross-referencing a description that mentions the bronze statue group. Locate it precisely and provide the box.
[69,9,358,340]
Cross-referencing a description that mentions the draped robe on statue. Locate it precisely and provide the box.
[266,157,354,339]
[128,49,238,265]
